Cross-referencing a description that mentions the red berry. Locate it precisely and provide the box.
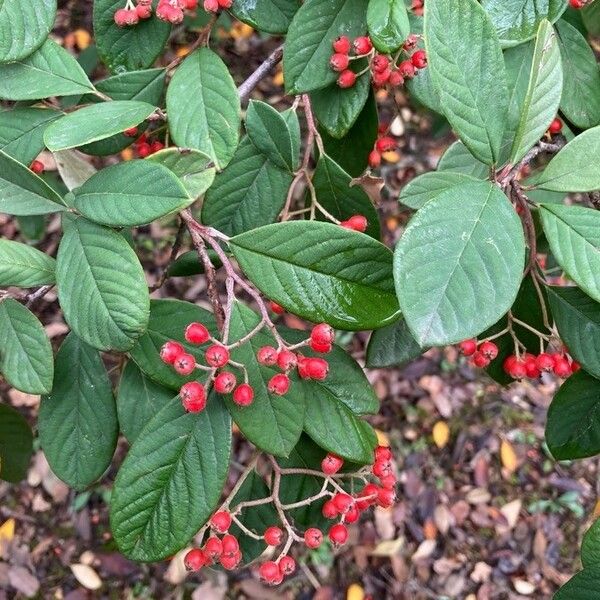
[322,500,338,519]
[337,69,357,88]
[137,0,152,6]
[297,356,311,379]
[372,54,390,73]
[136,142,151,158]
[571,360,581,373]
[330,53,350,72]
[185,322,210,344]
[160,340,184,364]
[353,36,373,55]
[278,555,296,576]
[553,356,572,377]
[340,215,368,232]
[220,550,241,570]
[479,340,498,360]
[217,0,232,7]
[321,453,344,475]
[306,357,329,380]
[372,459,392,479]
[268,373,290,395]
[458,339,477,356]
[203,536,223,560]
[375,445,392,462]
[380,474,397,490]
[29,160,44,175]
[332,493,353,514]
[277,349,298,371]
[211,511,232,533]
[221,534,239,556]
[205,344,230,368]
[185,0,199,8]
[136,3,152,18]
[372,68,391,87]
[310,339,333,353]
[388,69,404,87]
[257,345,278,366]
[328,523,348,546]
[184,548,208,571]
[548,117,563,134]
[525,359,541,379]
[259,561,280,584]
[304,528,323,549]
[570,0,584,8]
[536,353,555,371]
[269,301,285,314]
[471,352,489,368]
[311,323,335,346]
[174,353,196,375]
[403,34,420,51]
[375,136,396,153]
[233,383,254,407]
[180,381,206,412]
[399,60,416,79]
[124,127,139,137]
[150,140,164,153]
[376,487,396,508]
[114,7,138,26]
[214,371,236,394]
[503,355,526,379]
[368,150,381,168]
[263,526,284,546]
[356,483,379,509]
[344,504,360,523]
[203,0,219,11]
[333,35,351,54]
[411,49,427,69]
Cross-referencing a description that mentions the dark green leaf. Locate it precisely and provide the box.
[110,394,231,561]
[582,1,600,36]
[399,171,479,210]
[366,317,424,368]
[582,518,600,568]
[0,404,33,483]
[0,298,53,394]
[231,0,299,33]
[554,565,600,600]
[56,217,150,351]
[366,0,409,53]
[39,333,117,490]
[167,249,221,278]
[436,141,489,178]
[0,239,55,287]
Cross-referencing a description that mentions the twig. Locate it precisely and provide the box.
[238,45,285,105]
[166,14,217,71]
[150,219,186,291]
[26,285,54,308]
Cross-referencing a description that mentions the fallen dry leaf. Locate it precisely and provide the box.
[432,421,450,448]
[411,539,436,563]
[513,579,536,595]
[500,439,518,474]
[8,566,39,598]
[70,564,102,590]
[346,583,365,600]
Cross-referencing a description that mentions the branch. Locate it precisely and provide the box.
[238,45,284,105]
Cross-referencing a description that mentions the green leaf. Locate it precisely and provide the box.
[166,48,240,170]
[246,100,296,171]
[366,0,409,53]
[399,171,479,210]
[56,218,150,351]
[73,160,191,226]
[44,101,156,152]
[282,109,301,169]
[146,148,215,198]
[0,151,65,216]
[540,204,600,302]
[0,0,56,63]
[537,126,600,191]
[93,0,171,73]
[230,221,400,330]
[366,317,424,368]
[310,73,371,139]
[39,333,117,490]
[201,137,293,236]
[110,394,231,561]
[129,299,218,390]
[547,286,600,379]
[231,0,299,33]
[436,141,489,179]
[117,361,173,444]
[0,108,60,165]
[283,0,367,94]
[312,154,380,239]
[394,180,525,346]
[0,239,55,287]
[556,19,600,129]
[0,404,33,483]
[0,298,53,394]
[406,61,443,115]
[509,20,563,164]
[582,518,600,568]
[223,304,305,457]
[167,249,221,278]
[582,1,600,36]
[554,565,600,600]
[425,0,508,165]
[481,0,567,47]
[546,370,600,460]
[0,39,95,100]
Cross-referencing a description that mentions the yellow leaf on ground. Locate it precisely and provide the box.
[73,29,91,50]
[382,150,400,163]
[0,518,15,543]
[120,148,134,161]
[593,499,600,519]
[273,68,284,87]
[347,583,365,600]
[500,439,518,473]
[432,421,450,448]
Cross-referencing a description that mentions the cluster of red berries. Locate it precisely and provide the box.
[459,339,580,379]
[113,0,198,27]
[124,130,165,158]
[547,117,563,136]
[329,33,427,90]
[368,127,397,169]
[203,0,232,13]
[29,159,45,175]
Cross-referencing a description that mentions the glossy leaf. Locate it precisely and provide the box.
[230,221,400,330]
[0,0,56,63]
[201,137,292,236]
[93,0,171,73]
[399,171,479,209]
[44,101,156,152]
[0,239,55,287]
[555,565,600,600]
[0,39,95,100]
[546,371,600,460]
[283,0,367,94]
[367,0,409,53]
[231,0,299,33]
[166,48,240,170]
[117,361,173,444]
[129,299,218,390]
[0,298,53,394]
[312,154,380,239]
[39,333,117,490]
[0,404,33,483]
[0,108,60,165]
[436,141,489,179]
[394,180,525,346]
[509,20,562,164]
[425,0,508,165]
[540,204,600,302]
[56,218,150,351]
[110,395,231,561]
[582,518,600,568]
[481,0,567,47]
[73,160,191,226]
[556,19,600,129]
[366,317,424,368]
[146,148,215,198]
[537,126,600,191]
